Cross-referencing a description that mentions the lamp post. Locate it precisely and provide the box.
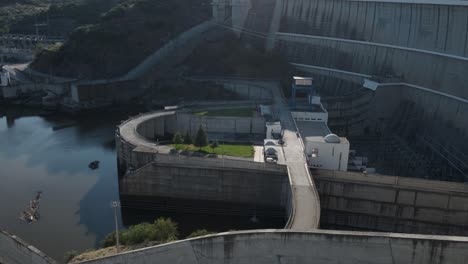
[111,201,121,252]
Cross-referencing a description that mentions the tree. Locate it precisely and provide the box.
[194,125,208,149]
[183,132,193,144]
[210,140,219,153]
[123,222,155,245]
[172,132,183,145]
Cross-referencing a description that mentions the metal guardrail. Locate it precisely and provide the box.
[284,166,296,229]
[314,169,468,193]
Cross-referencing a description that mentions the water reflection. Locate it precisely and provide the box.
[0,108,128,261]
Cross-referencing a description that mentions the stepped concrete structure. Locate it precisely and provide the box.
[221,0,468,159]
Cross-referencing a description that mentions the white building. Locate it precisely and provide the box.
[293,95,350,171]
[305,134,350,171]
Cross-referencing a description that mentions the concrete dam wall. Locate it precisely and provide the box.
[315,169,468,236]
[273,0,468,95]
[120,155,289,217]
[237,0,468,145]
[76,229,468,264]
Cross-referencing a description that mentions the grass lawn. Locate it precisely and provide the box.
[171,144,254,158]
[193,108,254,117]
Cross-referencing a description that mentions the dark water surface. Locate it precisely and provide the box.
[0,107,285,262]
[0,108,127,262]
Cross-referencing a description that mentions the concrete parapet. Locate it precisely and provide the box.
[75,229,468,264]
[0,230,55,264]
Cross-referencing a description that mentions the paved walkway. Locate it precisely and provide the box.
[253,146,264,162]
[270,83,321,230]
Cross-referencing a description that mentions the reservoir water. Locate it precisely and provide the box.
[0,108,126,261]
[0,107,284,262]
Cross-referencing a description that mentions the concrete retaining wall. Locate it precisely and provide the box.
[216,80,273,101]
[121,160,289,208]
[314,169,468,235]
[134,112,266,141]
[0,230,55,264]
[186,77,275,101]
[77,229,468,264]
[175,113,266,136]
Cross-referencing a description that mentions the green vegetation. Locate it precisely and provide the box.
[187,229,215,238]
[31,0,211,79]
[102,217,178,247]
[194,108,255,117]
[0,0,116,35]
[183,132,193,145]
[194,126,208,148]
[73,221,217,262]
[172,132,183,145]
[172,143,254,158]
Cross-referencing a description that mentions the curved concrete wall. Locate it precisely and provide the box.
[0,230,55,264]
[275,33,468,99]
[243,0,468,140]
[77,229,468,264]
[278,0,468,57]
[116,109,266,175]
[134,112,265,141]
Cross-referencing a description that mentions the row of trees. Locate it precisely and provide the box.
[173,125,218,149]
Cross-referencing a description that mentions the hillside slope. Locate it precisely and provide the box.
[31,0,211,79]
[0,0,111,35]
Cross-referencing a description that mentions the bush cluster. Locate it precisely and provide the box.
[102,217,178,247]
